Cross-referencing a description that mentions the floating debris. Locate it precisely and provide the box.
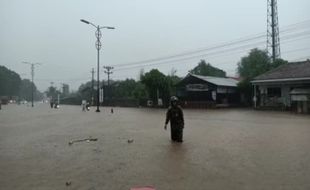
[127,139,134,143]
[68,137,98,146]
[130,186,156,190]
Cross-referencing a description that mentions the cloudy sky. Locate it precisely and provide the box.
[1,0,309,91]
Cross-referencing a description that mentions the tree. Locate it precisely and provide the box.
[237,49,270,81]
[237,48,287,81]
[0,65,21,96]
[190,60,226,77]
[237,48,287,105]
[112,79,138,98]
[272,58,289,69]
[77,81,94,101]
[138,68,144,81]
[132,82,147,99]
[19,79,42,101]
[111,79,148,101]
[141,69,170,106]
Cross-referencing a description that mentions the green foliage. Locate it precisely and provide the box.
[141,69,165,104]
[132,82,147,99]
[141,69,177,106]
[273,58,289,69]
[0,65,22,96]
[60,94,82,105]
[19,79,42,101]
[113,79,139,98]
[78,81,94,101]
[109,79,148,104]
[237,48,288,105]
[71,79,148,106]
[0,65,44,101]
[237,48,287,81]
[71,69,180,107]
[237,49,270,81]
[190,60,226,77]
[166,75,181,97]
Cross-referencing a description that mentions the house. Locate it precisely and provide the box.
[176,73,240,108]
[251,60,310,113]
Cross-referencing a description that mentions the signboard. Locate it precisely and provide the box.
[217,87,236,94]
[186,84,208,91]
[291,95,309,101]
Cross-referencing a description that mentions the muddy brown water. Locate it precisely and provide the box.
[0,104,309,190]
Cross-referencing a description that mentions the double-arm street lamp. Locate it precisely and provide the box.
[80,19,115,112]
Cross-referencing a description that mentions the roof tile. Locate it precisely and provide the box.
[254,60,310,80]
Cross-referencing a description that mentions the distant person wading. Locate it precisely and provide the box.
[164,96,184,143]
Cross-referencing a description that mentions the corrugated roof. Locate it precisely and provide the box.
[190,74,238,87]
[253,60,310,81]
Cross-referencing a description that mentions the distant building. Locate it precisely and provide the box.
[251,60,310,113]
[62,84,70,96]
[176,73,240,108]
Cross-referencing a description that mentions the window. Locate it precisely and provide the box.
[267,87,281,97]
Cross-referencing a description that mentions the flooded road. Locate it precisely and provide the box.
[0,104,309,190]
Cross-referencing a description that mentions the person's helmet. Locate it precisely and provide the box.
[170,96,178,102]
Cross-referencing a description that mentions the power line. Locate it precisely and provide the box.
[114,32,310,72]
[34,31,308,83]
[113,34,265,67]
[282,47,310,54]
[113,28,310,71]
[291,56,310,62]
[34,20,310,85]
[113,20,310,68]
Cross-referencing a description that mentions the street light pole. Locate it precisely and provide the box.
[96,25,101,112]
[80,19,115,112]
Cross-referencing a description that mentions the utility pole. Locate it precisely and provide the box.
[103,66,114,100]
[91,68,95,105]
[267,0,281,62]
[22,62,41,107]
[49,82,54,105]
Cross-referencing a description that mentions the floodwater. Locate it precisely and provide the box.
[0,104,309,190]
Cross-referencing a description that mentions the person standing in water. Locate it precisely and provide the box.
[164,96,184,143]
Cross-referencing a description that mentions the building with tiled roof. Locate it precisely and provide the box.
[251,60,310,113]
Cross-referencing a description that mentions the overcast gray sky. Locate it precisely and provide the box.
[1,0,310,92]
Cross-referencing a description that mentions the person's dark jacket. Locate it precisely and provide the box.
[165,106,184,128]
